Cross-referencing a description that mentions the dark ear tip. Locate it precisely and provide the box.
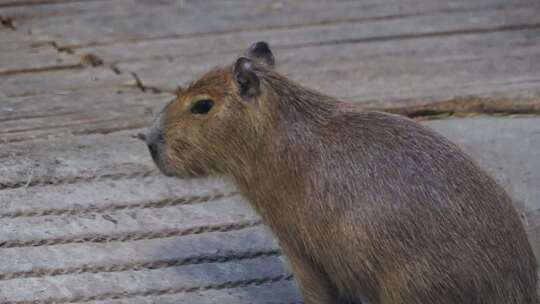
[250,41,270,52]
[247,41,275,66]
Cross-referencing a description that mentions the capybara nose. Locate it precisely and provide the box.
[147,142,158,160]
[145,127,164,146]
[145,127,165,162]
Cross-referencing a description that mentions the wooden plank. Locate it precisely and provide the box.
[0,174,234,217]
[0,256,290,303]
[83,280,301,304]
[116,26,540,107]
[0,196,257,246]
[78,3,540,64]
[4,0,534,46]
[0,114,153,143]
[0,24,79,73]
[0,32,79,74]
[290,48,540,104]
[0,103,154,141]
[0,0,105,6]
[0,66,135,97]
[0,46,78,75]
[0,89,172,143]
[0,227,275,275]
[0,129,155,190]
[0,28,49,49]
[0,88,168,122]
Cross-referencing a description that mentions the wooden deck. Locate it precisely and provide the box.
[0,0,539,303]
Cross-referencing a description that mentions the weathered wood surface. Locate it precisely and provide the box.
[0,67,135,97]
[1,0,540,303]
[5,0,533,45]
[0,0,104,6]
[0,256,290,303]
[109,6,540,105]
[0,31,77,74]
[116,28,540,104]
[83,280,301,304]
[0,89,171,143]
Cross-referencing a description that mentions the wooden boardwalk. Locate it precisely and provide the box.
[0,0,539,303]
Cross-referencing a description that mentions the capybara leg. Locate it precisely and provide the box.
[286,251,338,304]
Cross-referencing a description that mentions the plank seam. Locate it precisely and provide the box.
[377,95,540,119]
[275,22,540,51]
[0,220,262,249]
[0,192,239,219]
[0,169,158,191]
[71,122,155,135]
[5,273,294,304]
[1,120,153,143]
[0,0,108,8]
[0,63,84,77]
[0,249,281,280]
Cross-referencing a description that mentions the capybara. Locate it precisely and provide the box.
[146,41,538,304]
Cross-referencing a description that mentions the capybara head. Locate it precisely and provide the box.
[145,42,277,177]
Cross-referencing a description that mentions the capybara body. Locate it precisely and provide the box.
[146,42,538,304]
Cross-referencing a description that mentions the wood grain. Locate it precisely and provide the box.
[1,1,539,303]
[4,0,534,46]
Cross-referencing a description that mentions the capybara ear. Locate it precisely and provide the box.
[233,57,261,99]
[245,41,275,67]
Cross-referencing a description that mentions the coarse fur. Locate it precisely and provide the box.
[146,42,539,304]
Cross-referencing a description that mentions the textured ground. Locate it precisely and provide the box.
[0,0,539,303]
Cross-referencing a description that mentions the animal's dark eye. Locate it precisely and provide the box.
[190,99,214,114]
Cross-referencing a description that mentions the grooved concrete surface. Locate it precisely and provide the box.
[0,0,539,303]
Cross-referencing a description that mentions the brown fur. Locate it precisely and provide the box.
[146,42,538,304]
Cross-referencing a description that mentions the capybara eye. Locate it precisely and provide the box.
[190,99,214,114]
